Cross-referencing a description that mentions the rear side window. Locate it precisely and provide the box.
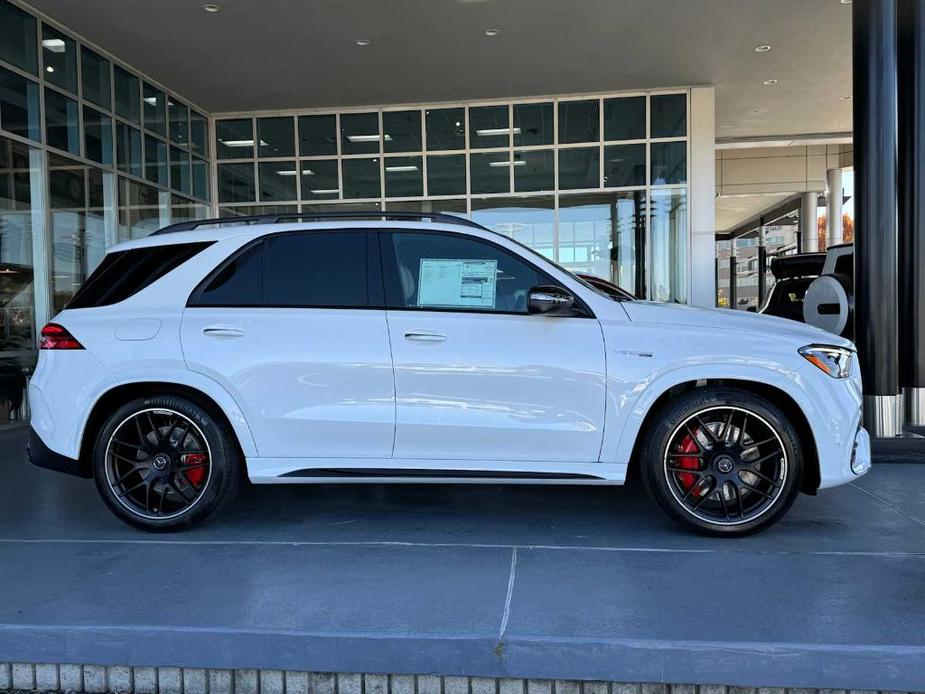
[194,242,264,307]
[190,231,369,308]
[265,232,367,307]
[67,242,213,308]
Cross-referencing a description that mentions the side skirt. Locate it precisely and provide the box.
[246,457,629,485]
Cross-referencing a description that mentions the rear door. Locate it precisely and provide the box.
[180,230,394,459]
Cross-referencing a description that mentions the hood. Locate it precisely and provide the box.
[621,301,855,350]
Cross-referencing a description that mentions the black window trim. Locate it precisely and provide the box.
[379,228,595,319]
[186,228,380,310]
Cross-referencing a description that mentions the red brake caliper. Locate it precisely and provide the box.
[675,434,703,497]
[181,453,208,486]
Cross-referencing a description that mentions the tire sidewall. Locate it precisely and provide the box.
[641,388,803,536]
[92,394,240,532]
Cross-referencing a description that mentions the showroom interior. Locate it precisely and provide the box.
[0,0,920,436]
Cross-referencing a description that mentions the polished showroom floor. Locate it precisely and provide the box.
[2,427,924,690]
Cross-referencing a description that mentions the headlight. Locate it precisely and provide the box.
[799,345,853,379]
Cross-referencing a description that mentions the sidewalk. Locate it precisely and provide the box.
[1,428,924,691]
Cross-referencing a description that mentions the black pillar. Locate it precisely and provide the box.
[899,0,925,396]
[757,245,768,308]
[853,0,899,408]
[728,254,737,310]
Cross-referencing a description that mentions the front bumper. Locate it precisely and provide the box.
[27,427,91,478]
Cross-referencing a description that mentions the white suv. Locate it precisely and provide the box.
[27,212,870,535]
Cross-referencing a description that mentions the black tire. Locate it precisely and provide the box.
[92,394,243,532]
[640,387,803,537]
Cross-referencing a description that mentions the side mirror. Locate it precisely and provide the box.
[528,285,576,316]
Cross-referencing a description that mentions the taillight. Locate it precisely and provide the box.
[40,323,84,350]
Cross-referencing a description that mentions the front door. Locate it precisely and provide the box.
[181,230,394,459]
[381,230,607,463]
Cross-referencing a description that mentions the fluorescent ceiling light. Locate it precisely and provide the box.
[310,189,340,194]
[143,97,158,106]
[385,165,419,172]
[219,139,268,147]
[276,169,315,176]
[476,127,521,137]
[347,134,392,142]
[41,38,66,53]
[488,160,526,167]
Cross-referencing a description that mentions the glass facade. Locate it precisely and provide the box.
[0,0,212,422]
[214,93,690,301]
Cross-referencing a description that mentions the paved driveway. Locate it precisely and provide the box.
[2,428,924,690]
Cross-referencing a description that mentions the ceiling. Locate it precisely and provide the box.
[715,194,795,235]
[27,0,853,139]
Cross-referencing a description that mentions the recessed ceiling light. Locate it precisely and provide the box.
[202,3,221,12]
[754,45,771,52]
[762,79,779,85]
[484,28,502,37]
[45,65,54,73]
[356,38,371,47]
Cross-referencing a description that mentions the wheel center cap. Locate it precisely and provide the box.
[715,455,735,474]
[152,454,170,471]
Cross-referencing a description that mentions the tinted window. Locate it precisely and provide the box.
[67,242,212,308]
[265,232,367,307]
[385,232,546,314]
[834,252,853,278]
[194,242,263,307]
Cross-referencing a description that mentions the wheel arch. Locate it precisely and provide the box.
[625,378,820,495]
[78,379,255,477]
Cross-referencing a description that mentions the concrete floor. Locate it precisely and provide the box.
[1,427,924,690]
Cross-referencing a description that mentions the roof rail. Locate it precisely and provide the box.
[150,210,489,235]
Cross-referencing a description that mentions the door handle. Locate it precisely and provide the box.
[404,330,447,342]
[202,325,245,338]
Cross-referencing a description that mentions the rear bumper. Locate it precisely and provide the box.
[27,427,91,478]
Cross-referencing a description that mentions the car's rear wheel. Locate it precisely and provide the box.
[640,387,803,536]
[92,395,242,532]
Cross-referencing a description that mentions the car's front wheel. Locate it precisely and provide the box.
[640,387,803,536]
[92,394,242,532]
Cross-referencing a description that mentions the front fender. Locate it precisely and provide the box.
[601,359,798,467]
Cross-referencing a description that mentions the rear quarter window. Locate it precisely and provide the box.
[66,242,213,309]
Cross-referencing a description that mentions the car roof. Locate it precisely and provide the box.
[108,218,493,253]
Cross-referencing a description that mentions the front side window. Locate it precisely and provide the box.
[385,232,548,314]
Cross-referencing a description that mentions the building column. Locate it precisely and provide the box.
[757,219,768,307]
[800,192,819,252]
[688,86,716,308]
[826,168,844,247]
[899,0,925,426]
[854,0,900,436]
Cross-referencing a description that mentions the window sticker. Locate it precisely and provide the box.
[417,258,497,309]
